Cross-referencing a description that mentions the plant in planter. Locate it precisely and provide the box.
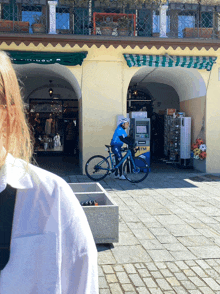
[100,17,117,35]
[32,15,46,34]
[117,16,132,36]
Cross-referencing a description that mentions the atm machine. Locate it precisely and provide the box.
[129,118,151,168]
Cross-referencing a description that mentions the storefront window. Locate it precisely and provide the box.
[29,99,78,154]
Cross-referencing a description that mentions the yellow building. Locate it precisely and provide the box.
[0,0,220,174]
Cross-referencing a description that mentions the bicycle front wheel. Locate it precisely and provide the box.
[123,157,149,183]
[85,155,110,181]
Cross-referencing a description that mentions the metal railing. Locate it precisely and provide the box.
[0,0,219,39]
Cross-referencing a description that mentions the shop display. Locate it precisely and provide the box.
[164,112,191,163]
[28,99,78,154]
[191,139,206,160]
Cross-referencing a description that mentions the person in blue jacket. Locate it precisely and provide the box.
[111,118,133,180]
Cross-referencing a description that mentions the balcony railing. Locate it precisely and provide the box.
[0,0,220,39]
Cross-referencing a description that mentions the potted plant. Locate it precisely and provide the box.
[100,17,117,36]
[32,15,46,34]
[117,16,132,36]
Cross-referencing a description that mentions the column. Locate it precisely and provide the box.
[159,4,168,38]
[48,0,57,34]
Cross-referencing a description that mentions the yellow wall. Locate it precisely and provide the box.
[180,96,206,144]
[1,42,220,173]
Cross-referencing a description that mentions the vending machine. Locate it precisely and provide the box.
[129,118,151,168]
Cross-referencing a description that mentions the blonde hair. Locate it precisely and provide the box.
[0,51,33,166]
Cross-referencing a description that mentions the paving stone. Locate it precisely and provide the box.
[98,249,116,265]
[121,283,136,292]
[136,287,150,294]
[161,269,173,277]
[156,235,179,244]
[155,262,167,269]
[129,274,145,287]
[188,291,202,294]
[134,263,146,269]
[114,232,140,246]
[170,250,197,261]
[189,276,206,287]
[140,239,164,250]
[156,278,172,290]
[172,286,188,294]
[166,277,181,287]
[189,246,220,259]
[109,283,124,294]
[204,268,220,279]
[99,289,111,294]
[138,268,151,278]
[166,225,200,237]
[149,288,163,294]
[174,272,188,281]
[149,227,171,236]
[113,265,124,272]
[191,266,208,278]
[150,271,163,279]
[145,262,158,271]
[102,265,114,274]
[200,287,215,294]
[99,265,105,276]
[143,277,157,288]
[106,274,118,283]
[147,249,175,262]
[132,229,155,240]
[116,272,130,284]
[166,262,181,273]
[99,276,109,289]
[124,264,137,274]
[202,277,220,290]
[111,246,152,264]
[180,280,197,290]
[175,261,189,270]
[195,260,211,269]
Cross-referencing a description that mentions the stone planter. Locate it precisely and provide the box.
[69,182,119,244]
[193,158,206,173]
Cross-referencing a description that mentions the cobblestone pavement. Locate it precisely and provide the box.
[63,168,220,294]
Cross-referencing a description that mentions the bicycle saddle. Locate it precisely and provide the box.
[105,145,112,148]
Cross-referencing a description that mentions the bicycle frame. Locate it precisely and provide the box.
[97,149,136,173]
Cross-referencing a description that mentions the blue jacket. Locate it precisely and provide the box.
[111,123,127,147]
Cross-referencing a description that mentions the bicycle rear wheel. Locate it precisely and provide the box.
[85,155,110,181]
[123,157,149,183]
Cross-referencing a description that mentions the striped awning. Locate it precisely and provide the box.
[123,54,217,71]
[7,51,88,66]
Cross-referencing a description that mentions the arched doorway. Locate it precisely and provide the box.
[14,63,82,176]
[127,66,207,171]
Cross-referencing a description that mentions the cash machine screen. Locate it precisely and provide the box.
[137,126,147,134]
[136,121,149,138]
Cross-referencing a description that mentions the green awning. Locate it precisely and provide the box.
[6,51,88,66]
[123,54,217,71]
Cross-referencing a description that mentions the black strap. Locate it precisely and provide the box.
[0,185,17,271]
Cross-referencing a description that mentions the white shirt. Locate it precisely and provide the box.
[0,153,99,294]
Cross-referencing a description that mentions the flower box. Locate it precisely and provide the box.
[183,27,213,38]
[69,182,119,244]
[0,20,29,33]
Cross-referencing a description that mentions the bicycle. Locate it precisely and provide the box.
[85,144,149,183]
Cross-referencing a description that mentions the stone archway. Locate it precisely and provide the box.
[13,63,83,173]
[127,66,207,171]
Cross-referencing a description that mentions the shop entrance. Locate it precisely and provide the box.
[29,99,79,156]
[127,66,207,171]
